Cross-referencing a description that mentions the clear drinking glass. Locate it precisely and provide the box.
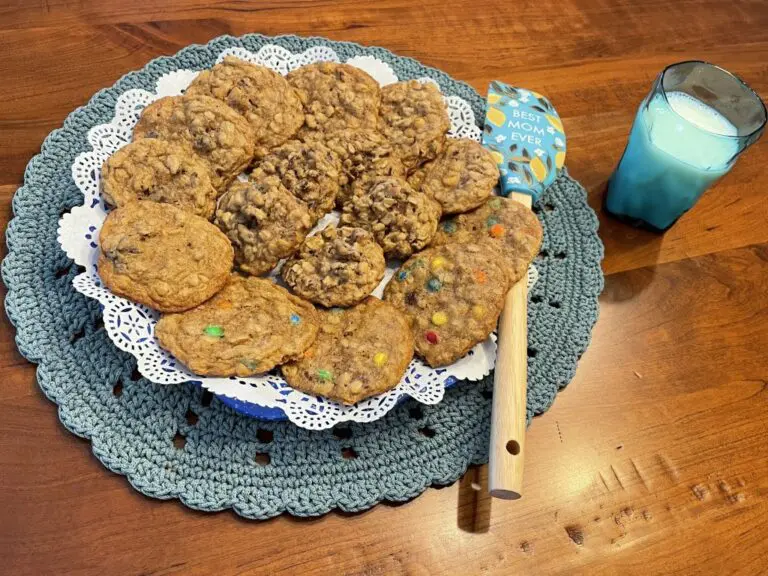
[605,61,766,231]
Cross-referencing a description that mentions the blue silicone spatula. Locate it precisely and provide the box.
[481,81,566,499]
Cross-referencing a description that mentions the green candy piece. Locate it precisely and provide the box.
[317,369,333,381]
[489,197,503,210]
[240,359,259,371]
[203,325,224,338]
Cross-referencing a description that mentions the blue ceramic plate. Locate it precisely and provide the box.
[214,376,460,421]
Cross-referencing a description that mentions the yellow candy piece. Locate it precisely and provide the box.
[431,311,448,326]
[373,352,388,368]
[472,305,486,320]
[430,256,447,272]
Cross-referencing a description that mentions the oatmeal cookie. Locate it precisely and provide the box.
[317,128,406,208]
[215,172,313,276]
[255,139,342,223]
[282,226,386,307]
[156,275,319,377]
[383,243,508,367]
[282,297,413,404]
[406,159,435,192]
[133,95,255,191]
[98,201,233,312]
[340,176,440,259]
[432,196,542,284]
[185,57,304,155]
[378,80,450,170]
[287,62,380,136]
[421,138,499,214]
[101,139,218,219]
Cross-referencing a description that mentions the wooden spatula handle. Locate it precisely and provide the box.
[488,191,532,500]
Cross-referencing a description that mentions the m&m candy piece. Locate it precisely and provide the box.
[472,304,486,319]
[290,313,301,325]
[431,311,448,326]
[489,224,505,238]
[203,325,224,338]
[486,215,500,228]
[373,352,388,368]
[397,270,410,282]
[473,269,488,284]
[426,278,442,292]
[424,330,440,344]
[240,358,259,371]
[430,256,447,272]
[317,369,333,381]
[442,220,458,234]
[489,197,502,210]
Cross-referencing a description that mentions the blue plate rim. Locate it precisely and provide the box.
[208,375,460,421]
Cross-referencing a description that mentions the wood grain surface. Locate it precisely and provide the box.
[1,1,767,574]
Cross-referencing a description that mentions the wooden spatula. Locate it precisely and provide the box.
[482,82,566,499]
[488,191,531,500]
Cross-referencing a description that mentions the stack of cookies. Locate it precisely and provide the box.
[97,56,543,405]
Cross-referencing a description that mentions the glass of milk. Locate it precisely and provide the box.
[605,61,766,231]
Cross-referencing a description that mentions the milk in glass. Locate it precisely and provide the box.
[606,91,739,230]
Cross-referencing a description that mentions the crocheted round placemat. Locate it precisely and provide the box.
[2,34,603,519]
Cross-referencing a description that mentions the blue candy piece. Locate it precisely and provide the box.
[441,220,457,234]
[426,278,442,292]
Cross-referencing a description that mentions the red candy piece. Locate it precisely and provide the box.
[425,330,439,344]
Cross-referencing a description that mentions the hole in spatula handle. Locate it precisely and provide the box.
[489,440,523,500]
[506,440,521,455]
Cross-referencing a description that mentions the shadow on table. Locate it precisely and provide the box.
[592,181,662,302]
[457,465,491,534]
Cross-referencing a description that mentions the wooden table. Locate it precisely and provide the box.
[1,1,767,574]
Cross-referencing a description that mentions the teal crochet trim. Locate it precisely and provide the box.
[2,34,603,519]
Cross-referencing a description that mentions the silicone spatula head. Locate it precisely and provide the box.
[482,81,566,202]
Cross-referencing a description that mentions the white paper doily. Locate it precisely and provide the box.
[58,44,537,430]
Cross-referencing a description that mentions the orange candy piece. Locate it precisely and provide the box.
[473,269,488,284]
[489,223,505,238]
